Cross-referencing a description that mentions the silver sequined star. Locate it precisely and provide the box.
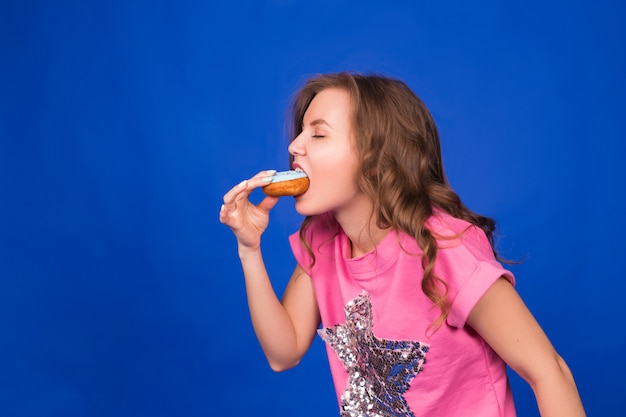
[318,291,429,417]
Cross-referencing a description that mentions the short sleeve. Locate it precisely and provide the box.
[447,260,514,328]
[288,213,338,274]
[433,223,515,328]
[289,230,312,272]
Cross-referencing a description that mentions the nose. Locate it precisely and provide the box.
[288,132,305,157]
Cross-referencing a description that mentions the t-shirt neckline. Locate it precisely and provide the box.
[341,228,401,280]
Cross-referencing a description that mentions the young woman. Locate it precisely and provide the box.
[219,72,585,416]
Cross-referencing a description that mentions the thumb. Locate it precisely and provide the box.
[257,195,280,213]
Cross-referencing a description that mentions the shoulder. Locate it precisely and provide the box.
[288,213,341,268]
[426,212,515,327]
[426,211,493,258]
[292,212,340,247]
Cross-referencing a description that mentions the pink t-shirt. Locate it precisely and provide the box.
[289,211,517,416]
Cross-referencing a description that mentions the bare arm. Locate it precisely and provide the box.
[468,278,586,417]
[240,256,320,371]
[220,171,319,371]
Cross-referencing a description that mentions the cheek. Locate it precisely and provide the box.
[307,145,359,194]
[315,163,354,189]
[312,167,359,203]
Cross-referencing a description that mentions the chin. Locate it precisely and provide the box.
[294,206,313,217]
[294,200,322,217]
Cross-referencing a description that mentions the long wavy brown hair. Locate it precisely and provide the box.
[290,72,499,329]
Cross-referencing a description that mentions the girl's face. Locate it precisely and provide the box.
[288,88,365,218]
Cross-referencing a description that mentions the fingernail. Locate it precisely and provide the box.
[238,180,247,187]
[261,170,277,183]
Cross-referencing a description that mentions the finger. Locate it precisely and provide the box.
[250,169,277,180]
[218,203,231,224]
[222,170,276,205]
[233,170,277,202]
[257,195,280,213]
[222,179,249,205]
[219,202,244,229]
[233,180,253,205]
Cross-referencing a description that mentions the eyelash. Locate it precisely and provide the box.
[312,134,325,138]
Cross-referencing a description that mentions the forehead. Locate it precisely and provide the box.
[303,88,352,124]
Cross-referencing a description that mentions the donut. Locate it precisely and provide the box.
[262,170,310,197]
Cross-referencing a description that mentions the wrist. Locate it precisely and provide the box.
[237,244,262,260]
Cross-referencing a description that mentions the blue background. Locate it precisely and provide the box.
[1,0,625,415]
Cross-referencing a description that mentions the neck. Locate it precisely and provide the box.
[333,195,390,258]
[349,224,391,258]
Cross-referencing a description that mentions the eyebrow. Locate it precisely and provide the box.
[302,119,333,129]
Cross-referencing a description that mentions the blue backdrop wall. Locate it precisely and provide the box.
[1,1,624,416]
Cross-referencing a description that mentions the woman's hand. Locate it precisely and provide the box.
[219,170,279,252]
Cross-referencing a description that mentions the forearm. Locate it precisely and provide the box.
[531,356,586,417]
[238,246,300,370]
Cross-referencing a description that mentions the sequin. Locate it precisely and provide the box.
[318,291,429,417]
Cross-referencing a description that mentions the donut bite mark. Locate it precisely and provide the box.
[262,170,310,197]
